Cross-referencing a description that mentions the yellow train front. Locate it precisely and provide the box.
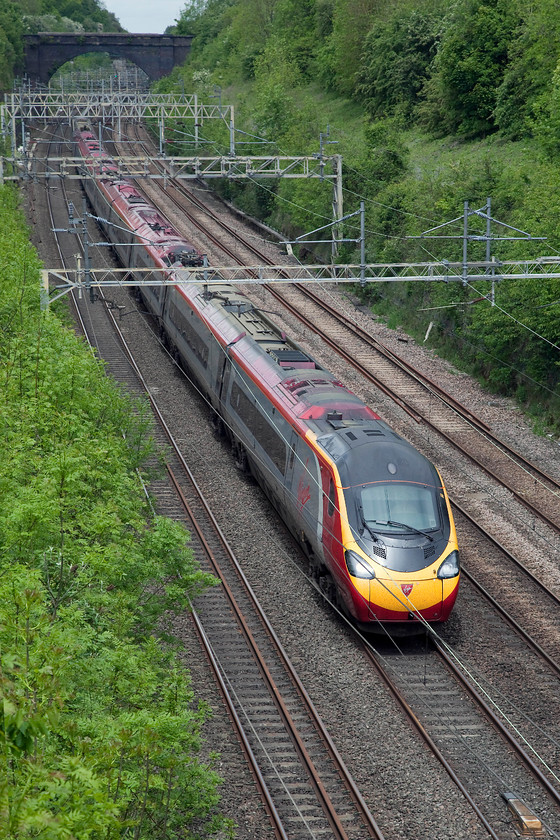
[312,423,460,631]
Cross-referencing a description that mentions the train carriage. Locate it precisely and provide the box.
[75,125,460,632]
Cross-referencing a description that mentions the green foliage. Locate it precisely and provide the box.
[421,0,518,137]
[357,5,443,121]
[488,0,560,138]
[172,0,208,35]
[531,58,560,157]
[23,12,84,32]
[360,118,409,185]
[251,37,301,137]
[175,0,560,144]
[0,565,229,839]
[0,0,25,88]
[0,184,231,836]
[272,0,317,77]
[33,0,123,32]
[0,0,122,91]
[151,0,560,423]
[325,0,381,96]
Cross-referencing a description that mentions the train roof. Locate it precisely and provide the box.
[188,284,381,427]
[74,127,382,435]
[315,420,441,488]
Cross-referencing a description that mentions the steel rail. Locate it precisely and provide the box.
[462,565,560,679]
[45,129,321,840]
[161,462,375,840]
[451,499,560,610]
[181,161,560,530]
[42,125,89,338]
[360,644,501,840]
[50,125,386,839]
[434,639,560,808]
[106,121,560,838]
[105,299,386,840]
[130,126,560,535]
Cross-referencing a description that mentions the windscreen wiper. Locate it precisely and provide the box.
[369,519,434,542]
[357,503,382,543]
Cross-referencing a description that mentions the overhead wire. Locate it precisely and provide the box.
[95,126,560,611]
[220,129,560,384]
[85,126,560,572]
[142,101,560,834]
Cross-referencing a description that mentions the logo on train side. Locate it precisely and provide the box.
[296,459,312,512]
[401,584,413,597]
[297,478,311,511]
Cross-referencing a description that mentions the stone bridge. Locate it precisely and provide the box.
[24,33,192,84]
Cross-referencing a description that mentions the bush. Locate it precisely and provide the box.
[0,184,231,838]
[356,7,443,122]
[420,0,518,137]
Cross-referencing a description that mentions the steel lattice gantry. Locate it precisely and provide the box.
[40,258,560,307]
[2,90,231,123]
[7,153,342,182]
[1,90,344,237]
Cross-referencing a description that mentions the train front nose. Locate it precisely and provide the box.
[370,574,449,622]
[369,548,460,622]
[371,573,444,621]
[350,572,459,623]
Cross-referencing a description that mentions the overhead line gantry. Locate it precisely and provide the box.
[5,89,558,308]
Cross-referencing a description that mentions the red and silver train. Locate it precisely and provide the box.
[75,125,460,632]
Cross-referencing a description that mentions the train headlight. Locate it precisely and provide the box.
[437,550,460,579]
[345,550,376,579]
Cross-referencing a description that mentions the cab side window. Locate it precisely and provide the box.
[327,479,336,516]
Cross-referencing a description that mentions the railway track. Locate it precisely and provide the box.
[122,124,560,539]
[119,125,560,625]
[262,283,560,534]
[38,121,386,840]
[114,122,560,833]
[453,500,560,661]
[363,634,560,840]
[29,119,560,839]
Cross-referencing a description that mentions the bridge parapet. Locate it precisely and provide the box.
[24,33,192,83]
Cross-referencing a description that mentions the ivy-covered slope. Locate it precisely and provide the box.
[0,183,233,838]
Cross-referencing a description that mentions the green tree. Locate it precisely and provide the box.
[357,6,443,121]
[323,0,380,96]
[421,0,518,136]
[0,0,24,88]
[271,0,317,76]
[22,13,85,32]
[494,0,560,138]
[495,0,560,140]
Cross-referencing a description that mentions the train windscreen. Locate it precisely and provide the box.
[360,483,439,533]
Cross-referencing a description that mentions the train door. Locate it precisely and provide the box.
[217,354,231,411]
[283,434,298,534]
[321,471,345,588]
[284,433,323,560]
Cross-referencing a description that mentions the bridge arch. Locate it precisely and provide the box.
[24,33,192,84]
